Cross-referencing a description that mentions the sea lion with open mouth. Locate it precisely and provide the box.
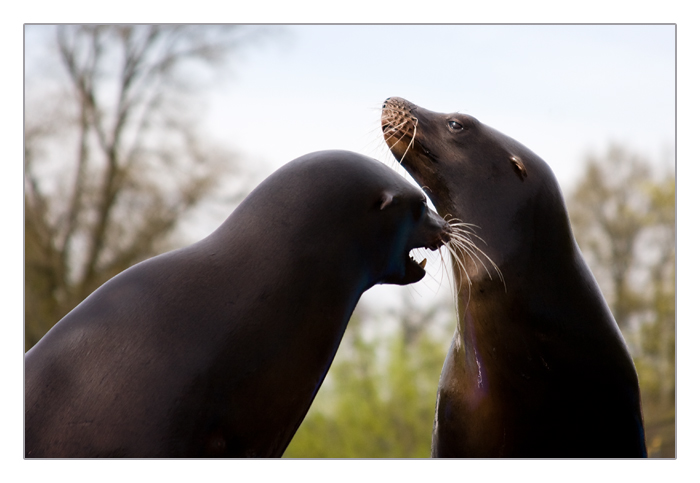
[25,150,450,458]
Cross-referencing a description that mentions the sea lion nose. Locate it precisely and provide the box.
[441,225,452,245]
[383,97,398,108]
[423,210,451,250]
[439,219,452,245]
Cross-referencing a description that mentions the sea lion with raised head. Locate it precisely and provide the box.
[381,98,646,458]
[25,150,450,458]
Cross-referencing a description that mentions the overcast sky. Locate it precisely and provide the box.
[206,24,675,193]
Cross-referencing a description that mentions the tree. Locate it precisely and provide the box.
[568,144,652,331]
[636,175,675,457]
[567,144,675,457]
[25,25,270,350]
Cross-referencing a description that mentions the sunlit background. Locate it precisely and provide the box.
[20,21,683,474]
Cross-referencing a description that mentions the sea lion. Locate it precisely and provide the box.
[381,98,647,458]
[25,150,451,458]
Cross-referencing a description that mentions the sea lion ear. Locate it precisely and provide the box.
[378,191,395,210]
[509,155,527,181]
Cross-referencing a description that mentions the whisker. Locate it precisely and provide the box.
[398,124,417,165]
[444,242,471,291]
[381,108,418,166]
[443,217,507,293]
[451,239,492,281]
[386,123,414,152]
[448,221,505,283]
[380,105,506,310]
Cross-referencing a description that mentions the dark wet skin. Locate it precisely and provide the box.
[25,150,450,458]
[382,98,647,458]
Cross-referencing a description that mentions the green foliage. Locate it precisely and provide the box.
[284,315,449,458]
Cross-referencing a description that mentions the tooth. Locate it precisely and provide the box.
[419,258,427,269]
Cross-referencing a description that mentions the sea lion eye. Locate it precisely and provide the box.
[448,120,463,131]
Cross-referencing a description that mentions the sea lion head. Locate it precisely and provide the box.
[381,97,572,274]
[371,181,451,285]
[235,150,452,288]
[305,150,451,286]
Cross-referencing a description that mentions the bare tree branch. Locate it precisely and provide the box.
[25,25,272,349]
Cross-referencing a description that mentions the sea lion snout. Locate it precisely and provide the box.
[413,208,451,252]
[381,98,417,137]
[428,211,452,251]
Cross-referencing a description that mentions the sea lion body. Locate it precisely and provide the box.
[381,98,646,457]
[25,150,449,458]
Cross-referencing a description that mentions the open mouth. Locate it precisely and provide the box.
[410,249,429,270]
[404,251,429,283]
[399,234,448,285]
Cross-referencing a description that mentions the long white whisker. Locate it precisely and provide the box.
[385,121,414,151]
[444,217,506,292]
[397,118,418,165]
[451,238,494,282]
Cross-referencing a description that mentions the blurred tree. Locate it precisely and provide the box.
[283,295,452,458]
[567,144,675,457]
[568,144,651,330]
[635,175,675,457]
[24,25,271,350]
